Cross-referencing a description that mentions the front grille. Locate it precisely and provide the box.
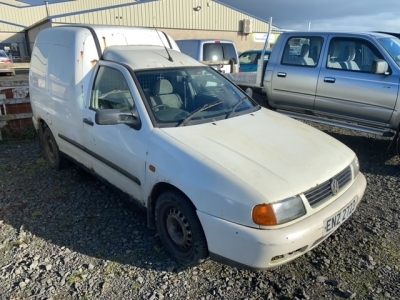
[304,166,352,207]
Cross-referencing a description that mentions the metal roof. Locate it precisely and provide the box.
[103,46,204,70]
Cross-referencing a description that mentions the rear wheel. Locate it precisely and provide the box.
[155,191,208,267]
[43,127,67,170]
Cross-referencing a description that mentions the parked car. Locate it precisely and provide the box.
[176,39,240,74]
[0,49,15,76]
[239,50,271,72]
[230,31,400,156]
[30,25,366,271]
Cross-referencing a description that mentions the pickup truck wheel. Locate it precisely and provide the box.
[155,191,208,267]
[43,127,67,170]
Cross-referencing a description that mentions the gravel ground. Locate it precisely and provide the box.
[1,123,399,300]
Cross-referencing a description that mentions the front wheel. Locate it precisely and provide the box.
[43,127,67,170]
[155,191,208,267]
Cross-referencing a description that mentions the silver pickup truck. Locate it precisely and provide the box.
[228,31,400,156]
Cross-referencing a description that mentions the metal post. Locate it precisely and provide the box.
[257,17,272,86]
[44,1,50,17]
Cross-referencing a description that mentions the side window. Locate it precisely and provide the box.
[281,36,323,67]
[327,38,384,72]
[90,66,134,112]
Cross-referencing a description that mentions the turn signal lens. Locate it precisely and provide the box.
[252,204,277,226]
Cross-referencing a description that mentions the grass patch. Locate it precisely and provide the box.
[68,271,87,284]
[31,210,42,218]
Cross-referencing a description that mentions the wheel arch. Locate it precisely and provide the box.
[146,182,196,230]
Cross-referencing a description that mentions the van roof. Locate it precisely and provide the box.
[103,45,205,70]
[35,25,180,59]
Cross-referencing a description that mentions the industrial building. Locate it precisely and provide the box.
[0,0,282,58]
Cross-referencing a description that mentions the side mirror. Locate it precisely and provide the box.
[372,59,389,75]
[95,109,141,130]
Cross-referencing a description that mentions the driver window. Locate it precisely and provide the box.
[91,66,134,112]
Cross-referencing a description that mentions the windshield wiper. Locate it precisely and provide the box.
[225,96,248,119]
[177,100,223,127]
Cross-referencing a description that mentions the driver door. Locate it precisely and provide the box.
[82,62,148,204]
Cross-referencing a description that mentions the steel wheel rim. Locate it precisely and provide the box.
[165,207,192,250]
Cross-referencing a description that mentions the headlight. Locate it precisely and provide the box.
[351,155,360,178]
[252,196,306,226]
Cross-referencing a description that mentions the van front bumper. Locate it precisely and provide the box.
[197,173,366,271]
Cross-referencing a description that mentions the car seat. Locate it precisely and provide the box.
[150,79,183,109]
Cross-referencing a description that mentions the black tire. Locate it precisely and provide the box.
[155,191,208,267]
[43,127,67,170]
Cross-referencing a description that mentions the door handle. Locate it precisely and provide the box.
[277,72,287,78]
[83,118,94,126]
[324,77,336,83]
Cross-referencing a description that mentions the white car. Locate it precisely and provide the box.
[0,49,15,76]
[30,26,366,270]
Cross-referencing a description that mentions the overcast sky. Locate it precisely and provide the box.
[218,0,400,32]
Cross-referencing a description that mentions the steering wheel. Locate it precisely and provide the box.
[152,104,170,111]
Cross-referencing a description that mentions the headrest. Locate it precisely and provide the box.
[152,79,173,95]
[329,42,341,59]
[343,45,356,61]
[300,44,310,57]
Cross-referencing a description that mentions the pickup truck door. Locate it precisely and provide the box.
[268,35,324,111]
[81,62,149,204]
[315,36,399,126]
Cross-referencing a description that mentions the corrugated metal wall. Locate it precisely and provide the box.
[0,24,25,33]
[51,0,269,33]
[0,0,138,29]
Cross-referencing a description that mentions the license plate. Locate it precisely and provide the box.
[323,197,357,236]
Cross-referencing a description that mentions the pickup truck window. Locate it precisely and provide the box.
[378,37,400,67]
[90,66,135,112]
[135,67,258,127]
[281,36,323,67]
[327,38,384,72]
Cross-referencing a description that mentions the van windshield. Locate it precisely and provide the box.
[135,67,259,127]
[203,43,237,62]
[378,37,400,67]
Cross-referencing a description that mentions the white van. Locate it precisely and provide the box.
[30,25,366,271]
[176,39,240,73]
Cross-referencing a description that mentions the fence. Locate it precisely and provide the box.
[0,77,31,140]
